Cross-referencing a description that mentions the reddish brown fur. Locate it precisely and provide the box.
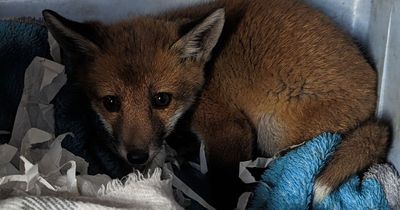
[86,20,204,147]
[43,0,389,208]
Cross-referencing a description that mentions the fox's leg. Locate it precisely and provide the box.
[191,99,254,209]
[313,121,389,203]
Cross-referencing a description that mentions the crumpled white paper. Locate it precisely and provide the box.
[8,57,67,170]
[188,141,209,175]
[48,32,62,63]
[0,144,19,177]
[0,57,86,196]
[235,157,273,210]
[239,157,272,184]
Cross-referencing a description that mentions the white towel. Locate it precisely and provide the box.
[0,169,183,210]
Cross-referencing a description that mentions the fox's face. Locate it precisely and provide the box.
[43,9,225,167]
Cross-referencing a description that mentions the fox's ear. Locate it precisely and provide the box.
[172,8,225,64]
[42,10,103,58]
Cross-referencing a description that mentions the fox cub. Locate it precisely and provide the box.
[43,0,388,207]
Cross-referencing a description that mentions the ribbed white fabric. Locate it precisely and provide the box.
[0,169,183,210]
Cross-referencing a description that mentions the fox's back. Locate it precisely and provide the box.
[164,0,376,151]
[209,0,374,113]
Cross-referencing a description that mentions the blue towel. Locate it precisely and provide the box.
[249,133,389,210]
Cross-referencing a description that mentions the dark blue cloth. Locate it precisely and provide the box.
[0,20,50,136]
[0,19,131,178]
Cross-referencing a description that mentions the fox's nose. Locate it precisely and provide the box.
[127,150,149,165]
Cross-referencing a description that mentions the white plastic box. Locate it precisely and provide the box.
[1,0,399,170]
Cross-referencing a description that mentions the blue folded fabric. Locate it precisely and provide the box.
[249,133,389,210]
[0,19,50,136]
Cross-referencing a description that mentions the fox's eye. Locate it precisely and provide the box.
[152,92,172,108]
[103,95,121,112]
